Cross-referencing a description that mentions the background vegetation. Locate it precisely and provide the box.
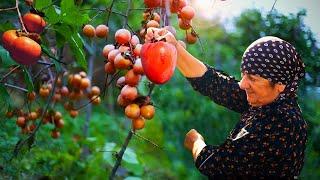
[0,0,319,179]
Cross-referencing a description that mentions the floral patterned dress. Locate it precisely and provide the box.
[187,65,308,179]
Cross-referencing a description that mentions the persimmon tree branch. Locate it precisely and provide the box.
[109,130,134,179]
[0,0,27,32]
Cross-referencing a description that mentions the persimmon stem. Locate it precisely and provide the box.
[15,0,28,33]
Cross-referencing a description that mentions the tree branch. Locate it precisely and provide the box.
[109,130,134,179]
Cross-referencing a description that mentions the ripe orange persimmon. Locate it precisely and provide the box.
[125,69,141,86]
[16,116,26,127]
[180,6,195,20]
[1,30,18,51]
[95,24,109,38]
[23,13,46,33]
[170,0,187,13]
[102,44,115,59]
[133,58,144,75]
[133,44,142,57]
[69,109,79,118]
[140,105,155,120]
[51,130,60,139]
[90,86,101,96]
[130,35,140,46]
[39,86,50,97]
[27,91,36,101]
[60,86,69,96]
[117,94,130,107]
[83,24,95,38]
[107,49,120,63]
[185,32,197,44]
[178,18,192,30]
[91,95,101,105]
[10,36,41,65]
[80,77,90,89]
[125,104,140,119]
[104,62,116,74]
[132,117,145,130]
[55,119,64,128]
[114,54,132,69]
[121,85,138,101]
[115,29,131,44]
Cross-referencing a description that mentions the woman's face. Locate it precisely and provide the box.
[239,73,285,107]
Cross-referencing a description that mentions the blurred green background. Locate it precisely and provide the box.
[0,0,319,179]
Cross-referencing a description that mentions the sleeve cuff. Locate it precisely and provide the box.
[195,145,218,170]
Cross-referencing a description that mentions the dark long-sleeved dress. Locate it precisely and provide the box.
[186,65,307,179]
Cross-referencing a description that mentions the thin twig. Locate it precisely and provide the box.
[3,83,28,92]
[123,0,132,28]
[33,64,55,81]
[109,130,134,179]
[0,65,20,83]
[106,0,116,26]
[15,0,28,33]
[132,132,163,149]
[0,7,16,12]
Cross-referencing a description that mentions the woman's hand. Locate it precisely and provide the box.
[184,129,204,151]
[145,27,177,46]
[185,129,206,161]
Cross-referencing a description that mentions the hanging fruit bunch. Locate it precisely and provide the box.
[1,8,46,66]
[5,72,101,139]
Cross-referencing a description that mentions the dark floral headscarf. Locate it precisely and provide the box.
[241,36,305,99]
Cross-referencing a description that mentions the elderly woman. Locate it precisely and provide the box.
[147,29,307,178]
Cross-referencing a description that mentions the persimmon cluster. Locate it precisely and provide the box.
[83,24,109,38]
[143,0,197,44]
[102,28,155,131]
[1,12,46,65]
[5,71,101,138]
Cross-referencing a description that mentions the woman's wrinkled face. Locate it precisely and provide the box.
[239,73,285,107]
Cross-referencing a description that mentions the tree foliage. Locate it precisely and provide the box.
[0,0,319,179]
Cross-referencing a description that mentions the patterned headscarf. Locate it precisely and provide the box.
[241,36,305,99]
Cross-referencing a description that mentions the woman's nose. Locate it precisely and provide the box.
[239,76,250,90]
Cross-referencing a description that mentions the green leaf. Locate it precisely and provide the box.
[123,148,139,164]
[69,33,87,69]
[35,0,52,10]
[60,0,89,27]
[45,5,61,25]
[102,142,117,165]
[22,67,34,92]
[0,21,15,32]
[0,46,17,68]
[124,177,142,180]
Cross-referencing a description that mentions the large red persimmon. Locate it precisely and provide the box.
[144,0,161,8]
[10,36,41,65]
[1,30,18,51]
[140,41,177,84]
[23,13,46,33]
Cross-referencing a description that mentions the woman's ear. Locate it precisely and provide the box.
[276,84,286,93]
